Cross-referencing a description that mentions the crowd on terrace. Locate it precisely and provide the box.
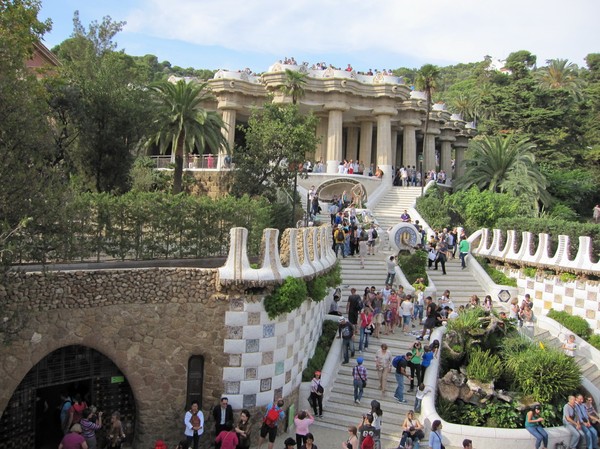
[280,56,397,76]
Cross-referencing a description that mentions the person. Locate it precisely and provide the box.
[386,256,397,286]
[400,296,414,333]
[59,423,88,449]
[398,410,425,449]
[462,440,473,449]
[375,344,393,395]
[409,342,424,389]
[353,357,368,404]
[563,395,582,449]
[215,422,239,449]
[185,401,204,449]
[347,288,363,333]
[334,225,346,258]
[576,394,599,449]
[294,410,315,449]
[338,317,355,364]
[258,398,285,449]
[80,408,102,449]
[483,295,493,313]
[343,426,359,449]
[234,409,252,449]
[428,420,443,449]
[369,400,383,449]
[420,346,434,382]
[66,394,88,431]
[414,383,433,414]
[300,433,317,449]
[284,437,297,449]
[393,352,413,404]
[594,204,600,223]
[563,334,577,357]
[59,392,73,434]
[434,237,448,275]
[585,397,600,434]
[309,371,324,417]
[400,210,411,222]
[459,237,470,270]
[417,297,436,341]
[525,404,548,449]
[106,411,126,449]
[367,226,377,256]
[358,413,377,449]
[213,397,234,448]
[359,306,373,352]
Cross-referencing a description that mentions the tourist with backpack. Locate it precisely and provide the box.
[392,353,413,404]
[258,398,285,449]
[358,413,377,449]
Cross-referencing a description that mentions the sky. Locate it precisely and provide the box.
[38,0,599,73]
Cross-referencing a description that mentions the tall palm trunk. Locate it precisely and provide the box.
[173,137,184,194]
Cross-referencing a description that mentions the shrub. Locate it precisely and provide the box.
[547,309,591,339]
[503,345,581,403]
[415,187,452,231]
[559,272,578,282]
[307,276,327,302]
[588,334,600,351]
[302,320,338,381]
[466,348,502,383]
[476,257,517,287]
[522,267,536,278]
[397,250,428,285]
[264,276,308,319]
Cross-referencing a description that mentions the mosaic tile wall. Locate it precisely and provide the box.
[501,267,600,333]
[222,296,327,410]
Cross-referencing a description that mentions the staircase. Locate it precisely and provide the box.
[426,257,488,306]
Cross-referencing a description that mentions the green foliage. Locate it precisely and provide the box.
[397,250,428,284]
[306,277,327,302]
[446,186,524,232]
[476,257,517,287]
[302,320,338,381]
[8,192,271,263]
[445,307,488,335]
[437,397,522,429]
[588,334,600,351]
[503,345,581,403]
[466,348,502,383]
[263,277,308,320]
[547,309,591,339]
[324,263,342,288]
[522,267,537,278]
[541,166,598,219]
[231,103,318,200]
[481,401,522,429]
[559,272,578,282]
[415,186,452,231]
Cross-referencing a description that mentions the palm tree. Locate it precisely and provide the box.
[535,59,585,100]
[280,69,307,105]
[415,64,441,171]
[454,135,551,213]
[149,79,228,194]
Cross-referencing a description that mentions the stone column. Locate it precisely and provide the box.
[217,100,240,169]
[391,127,399,168]
[346,125,359,163]
[358,119,373,172]
[423,122,441,173]
[325,102,348,174]
[314,114,328,164]
[453,135,470,180]
[400,113,421,169]
[374,106,397,183]
[439,129,456,176]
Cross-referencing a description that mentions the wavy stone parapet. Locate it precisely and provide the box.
[266,62,404,85]
[472,228,599,275]
[218,226,336,286]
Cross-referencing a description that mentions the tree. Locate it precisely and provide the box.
[505,50,537,79]
[454,135,551,214]
[232,103,318,199]
[149,79,228,194]
[535,59,585,100]
[415,64,441,169]
[280,69,307,105]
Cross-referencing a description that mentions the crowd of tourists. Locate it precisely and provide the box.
[278,57,395,76]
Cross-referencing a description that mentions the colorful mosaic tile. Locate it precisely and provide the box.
[275,361,284,376]
[263,324,275,338]
[262,351,274,365]
[248,312,261,325]
[224,381,240,395]
[260,378,272,392]
[229,354,241,367]
[243,394,256,409]
[245,368,257,380]
[230,297,244,311]
[227,326,243,339]
[246,339,260,353]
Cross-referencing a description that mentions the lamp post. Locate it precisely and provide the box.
[419,153,424,197]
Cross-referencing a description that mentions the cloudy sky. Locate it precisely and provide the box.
[39,0,599,72]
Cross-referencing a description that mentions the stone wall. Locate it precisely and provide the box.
[188,171,233,198]
[498,267,600,333]
[0,265,329,448]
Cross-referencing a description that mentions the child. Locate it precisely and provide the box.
[430,339,440,358]
[384,306,393,335]
[562,334,577,357]
[414,383,433,414]
[421,346,434,382]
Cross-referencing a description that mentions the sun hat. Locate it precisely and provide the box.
[357,357,364,364]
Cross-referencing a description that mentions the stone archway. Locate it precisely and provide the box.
[317,178,368,205]
[0,345,136,449]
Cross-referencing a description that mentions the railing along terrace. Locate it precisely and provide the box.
[150,154,231,170]
[471,228,600,275]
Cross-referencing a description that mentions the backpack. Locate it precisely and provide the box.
[263,406,280,427]
[392,355,405,369]
[371,229,378,239]
[360,229,368,241]
[335,229,345,243]
[361,434,375,449]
